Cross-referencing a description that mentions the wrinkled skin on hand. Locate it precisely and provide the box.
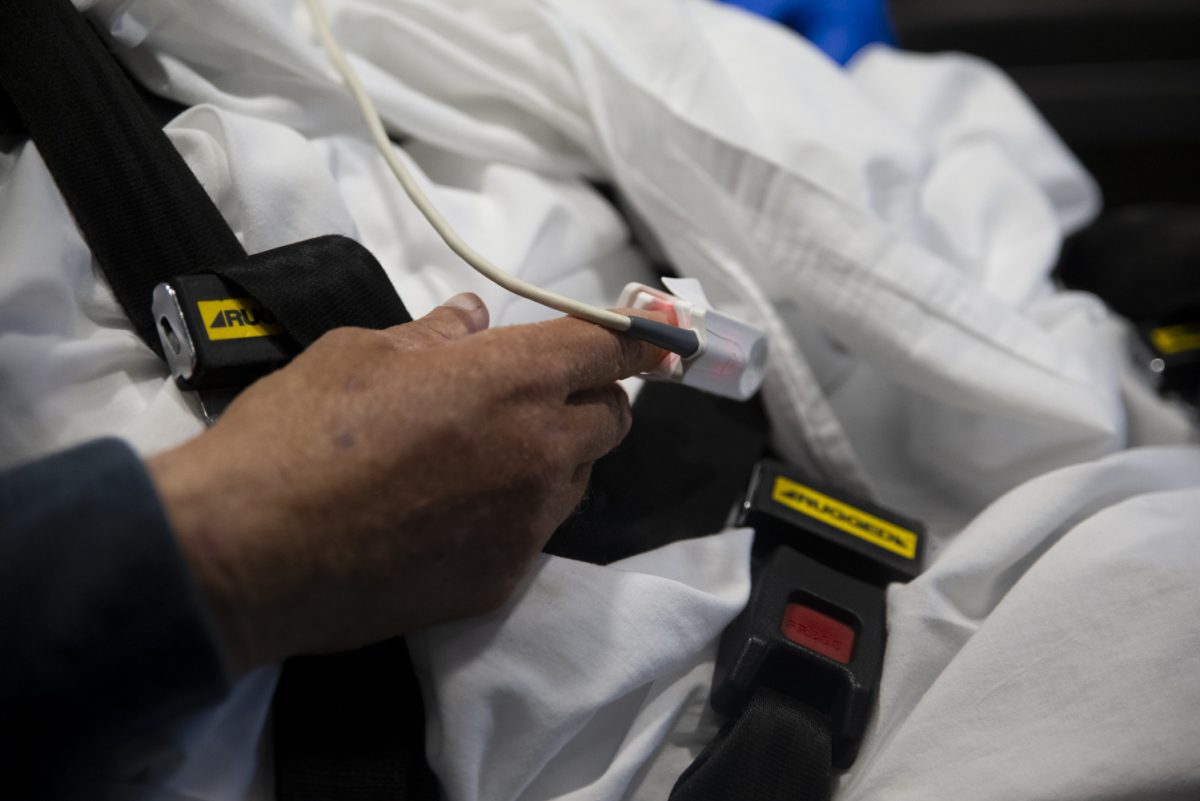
[150,293,665,673]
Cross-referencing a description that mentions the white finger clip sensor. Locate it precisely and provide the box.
[618,279,768,401]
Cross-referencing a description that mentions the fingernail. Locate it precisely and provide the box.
[443,292,481,312]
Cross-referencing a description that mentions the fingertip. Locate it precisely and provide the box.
[382,293,490,348]
[613,307,672,375]
[441,292,490,333]
[618,333,668,380]
[526,311,672,392]
[614,306,671,326]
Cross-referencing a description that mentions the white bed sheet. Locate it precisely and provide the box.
[1,1,1196,798]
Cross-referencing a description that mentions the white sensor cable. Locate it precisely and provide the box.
[302,0,639,333]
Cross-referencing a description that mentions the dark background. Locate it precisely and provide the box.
[891,0,1200,208]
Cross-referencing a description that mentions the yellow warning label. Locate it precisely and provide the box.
[1150,324,1200,356]
[771,476,918,560]
[197,299,283,341]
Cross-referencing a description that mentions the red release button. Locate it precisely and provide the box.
[781,603,856,664]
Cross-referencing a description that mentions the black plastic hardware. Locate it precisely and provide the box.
[1136,317,1200,404]
[711,546,885,769]
[154,272,295,393]
[738,460,925,586]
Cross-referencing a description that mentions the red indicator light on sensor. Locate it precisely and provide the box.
[781,603,856,664]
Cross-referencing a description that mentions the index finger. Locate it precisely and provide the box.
[528,309,671,393]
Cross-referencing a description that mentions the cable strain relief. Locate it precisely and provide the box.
[626,317,702,358]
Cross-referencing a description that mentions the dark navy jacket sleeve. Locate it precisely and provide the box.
[0,438,231,797]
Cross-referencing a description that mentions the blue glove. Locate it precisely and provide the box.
[722,0,895,65]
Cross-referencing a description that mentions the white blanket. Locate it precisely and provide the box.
[1,0,1196,798]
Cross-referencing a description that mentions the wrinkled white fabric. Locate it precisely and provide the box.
[2,1,1197,800]
[409,529,753,801]
[841,446,1200,801]
[76,0,1134,523]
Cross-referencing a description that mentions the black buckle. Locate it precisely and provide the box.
[711,546,885,769]
[1136,317,1200,406]
[152,271,296,425]
[737,460,925,586]
[152,273,294,394]
[710,460,926,769]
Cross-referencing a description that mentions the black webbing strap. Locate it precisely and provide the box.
[0,0,247,358]
[670,687,833,801]
[0,83,21,137]
[219,234,413,348]
[273,645,439,801]
[244,246,431,798]
[546,381,768,564]
[0,3,434,799]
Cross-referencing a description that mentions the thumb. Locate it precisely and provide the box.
[384,292,490,350]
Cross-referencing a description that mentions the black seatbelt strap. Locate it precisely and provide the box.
[149,237,415,422]
[671,687,832,801]
[546,381,769,564]
[216,234,411,346]
[0,3,434,799]
[273,645,439,801]
[0,0,247,358]
[0,83,21,137]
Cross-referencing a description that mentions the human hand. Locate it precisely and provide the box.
[149,294,665,673]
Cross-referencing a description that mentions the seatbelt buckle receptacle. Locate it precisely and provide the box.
[711,547,885,769]
[710,460,927,769]
[738,460,926,586]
